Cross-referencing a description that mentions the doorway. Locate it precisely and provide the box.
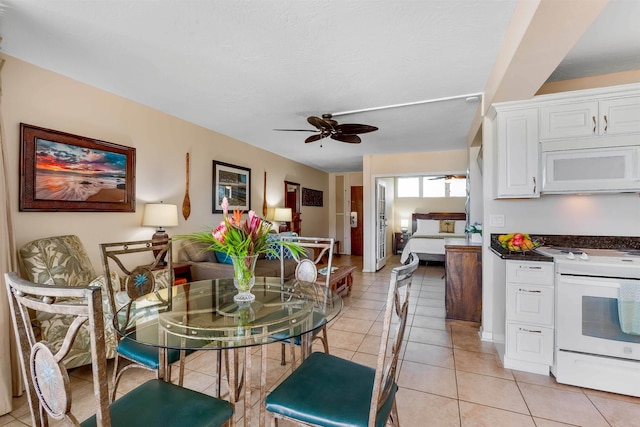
[375,179,387,270]
[284,181,301,235]
[350,186,363,256]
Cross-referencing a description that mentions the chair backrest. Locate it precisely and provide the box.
[4,272,112,426]
[99,239,173,331]
[18,235,97,287]
[369,253,419,425]
[279,236,334,287]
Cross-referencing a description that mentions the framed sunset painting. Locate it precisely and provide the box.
[19,124,136,212]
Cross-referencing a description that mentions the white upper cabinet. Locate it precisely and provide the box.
[540,96,640,140]
[599,97,640,135]
[540,102,598,139]
[496,108,540,198]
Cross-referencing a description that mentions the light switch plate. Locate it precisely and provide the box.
[490,214,505,227]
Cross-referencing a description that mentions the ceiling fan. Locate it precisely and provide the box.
[274,114,378,144]
[429,175,466,181]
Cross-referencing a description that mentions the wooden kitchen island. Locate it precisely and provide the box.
[444,238,482,323]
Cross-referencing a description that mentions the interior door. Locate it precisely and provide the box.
[350,186,363,256]
[375,180,387,270]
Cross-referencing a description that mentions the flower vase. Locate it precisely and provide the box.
[230,254,258,302]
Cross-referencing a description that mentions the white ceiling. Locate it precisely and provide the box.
[1,0,639,173]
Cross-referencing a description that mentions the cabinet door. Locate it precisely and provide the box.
[496,108,540,198]
[506,284,554,326]
[599,97,640,135]
[506,322,554,365]
[506,261,554,285]
[540,101,598,140]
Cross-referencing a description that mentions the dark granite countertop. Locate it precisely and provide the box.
[488,233,640,261]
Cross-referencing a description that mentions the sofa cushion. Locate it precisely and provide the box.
[180,240,217,263]
[215,251,233,264]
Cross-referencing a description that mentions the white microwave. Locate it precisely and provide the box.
[541,145,640,194]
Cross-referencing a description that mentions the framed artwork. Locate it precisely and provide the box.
[19,123,136,212]
[212,160,251,213]
[302,187,323,207]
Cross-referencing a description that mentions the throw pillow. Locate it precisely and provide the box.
[215,251,233,264]
[439,220,455,233]
[264,234,295,260]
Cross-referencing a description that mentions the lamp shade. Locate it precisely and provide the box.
[273,207,292,222]
[142,203,179,228]
[400,219,409,230]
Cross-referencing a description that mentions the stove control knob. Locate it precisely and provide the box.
[580,252,589,261]
[566,252,576,260]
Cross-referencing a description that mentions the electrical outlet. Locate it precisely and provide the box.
[490,214,505,227]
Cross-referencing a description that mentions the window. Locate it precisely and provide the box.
[397,175,467,198]
[397,177,419,197]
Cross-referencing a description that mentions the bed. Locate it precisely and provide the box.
[400,212,467,263]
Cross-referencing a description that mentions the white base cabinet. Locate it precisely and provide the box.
[504,260,554,374]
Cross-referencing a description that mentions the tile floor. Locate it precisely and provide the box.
[3,255,640,426]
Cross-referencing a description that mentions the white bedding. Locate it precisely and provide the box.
[400,234,464,263]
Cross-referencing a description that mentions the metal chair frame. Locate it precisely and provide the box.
[99,239,186,400]
[279,236,334,367]
[266,253,420,427]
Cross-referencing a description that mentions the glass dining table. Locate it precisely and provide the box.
[113,276,343,427]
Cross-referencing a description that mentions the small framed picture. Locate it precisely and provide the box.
[19,124,136,212]
[212,160,251,213]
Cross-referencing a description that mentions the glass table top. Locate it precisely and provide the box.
[114,276,343,350]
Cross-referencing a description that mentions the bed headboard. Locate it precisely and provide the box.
[411,212,466,234]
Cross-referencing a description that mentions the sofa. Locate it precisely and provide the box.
[177,238,299,281]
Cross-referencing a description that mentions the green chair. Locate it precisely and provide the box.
[278,236,334,367]
[265,253,420,427]
[99,239,194,401]
[5,271,233,427]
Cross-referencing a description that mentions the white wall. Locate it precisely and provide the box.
[2,55,330,271]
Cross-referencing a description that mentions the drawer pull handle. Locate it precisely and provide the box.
[519,288,542,293]
[520,328,542,334]
[604,114,608,133]
[593,116,597,133]
[519,266,541,270]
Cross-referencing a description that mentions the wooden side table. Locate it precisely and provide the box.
[393,232,409,254]
[319,265,356,296]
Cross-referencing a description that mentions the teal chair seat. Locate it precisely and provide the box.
[117,335,193,369]
[265,352,396,427]
[81,379,233,427]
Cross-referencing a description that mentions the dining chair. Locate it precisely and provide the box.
[265,253,420,427]
[4,271,234,427]
[99,239,192,401]
[278,236,334,367]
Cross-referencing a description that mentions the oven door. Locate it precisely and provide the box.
[556,274,640,361]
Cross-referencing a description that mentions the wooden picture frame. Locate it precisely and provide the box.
[302,187,323,207]
[19,123,136,212]
[212,160,251,213]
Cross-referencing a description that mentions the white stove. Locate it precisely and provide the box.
[536,245,640,397]
[534,246,640,279]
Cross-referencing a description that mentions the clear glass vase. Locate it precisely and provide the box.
[230,254,258,302]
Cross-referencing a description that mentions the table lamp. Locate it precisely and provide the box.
[273,207,292,233]
[400,219,409,233]
[142,202,179,265]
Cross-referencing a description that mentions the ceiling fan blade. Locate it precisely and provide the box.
[335,123,378,134]
[331,134,361,144]
[273,129,318,132]
[305,134,325,143]
[307,116,334,130]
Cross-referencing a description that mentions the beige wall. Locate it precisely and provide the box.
[1,55,329,270]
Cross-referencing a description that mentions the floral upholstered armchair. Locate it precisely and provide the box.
[18,235,118,369]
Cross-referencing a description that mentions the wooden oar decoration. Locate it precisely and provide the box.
[182,153,191,220]
[263,171,267,217]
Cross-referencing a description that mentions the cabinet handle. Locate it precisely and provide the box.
[520,328,542,334]
[519,288,542,293]
[519,265,541,270]
[593,116,597,133]
[532,177,536,193]
[604,114,608,133]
